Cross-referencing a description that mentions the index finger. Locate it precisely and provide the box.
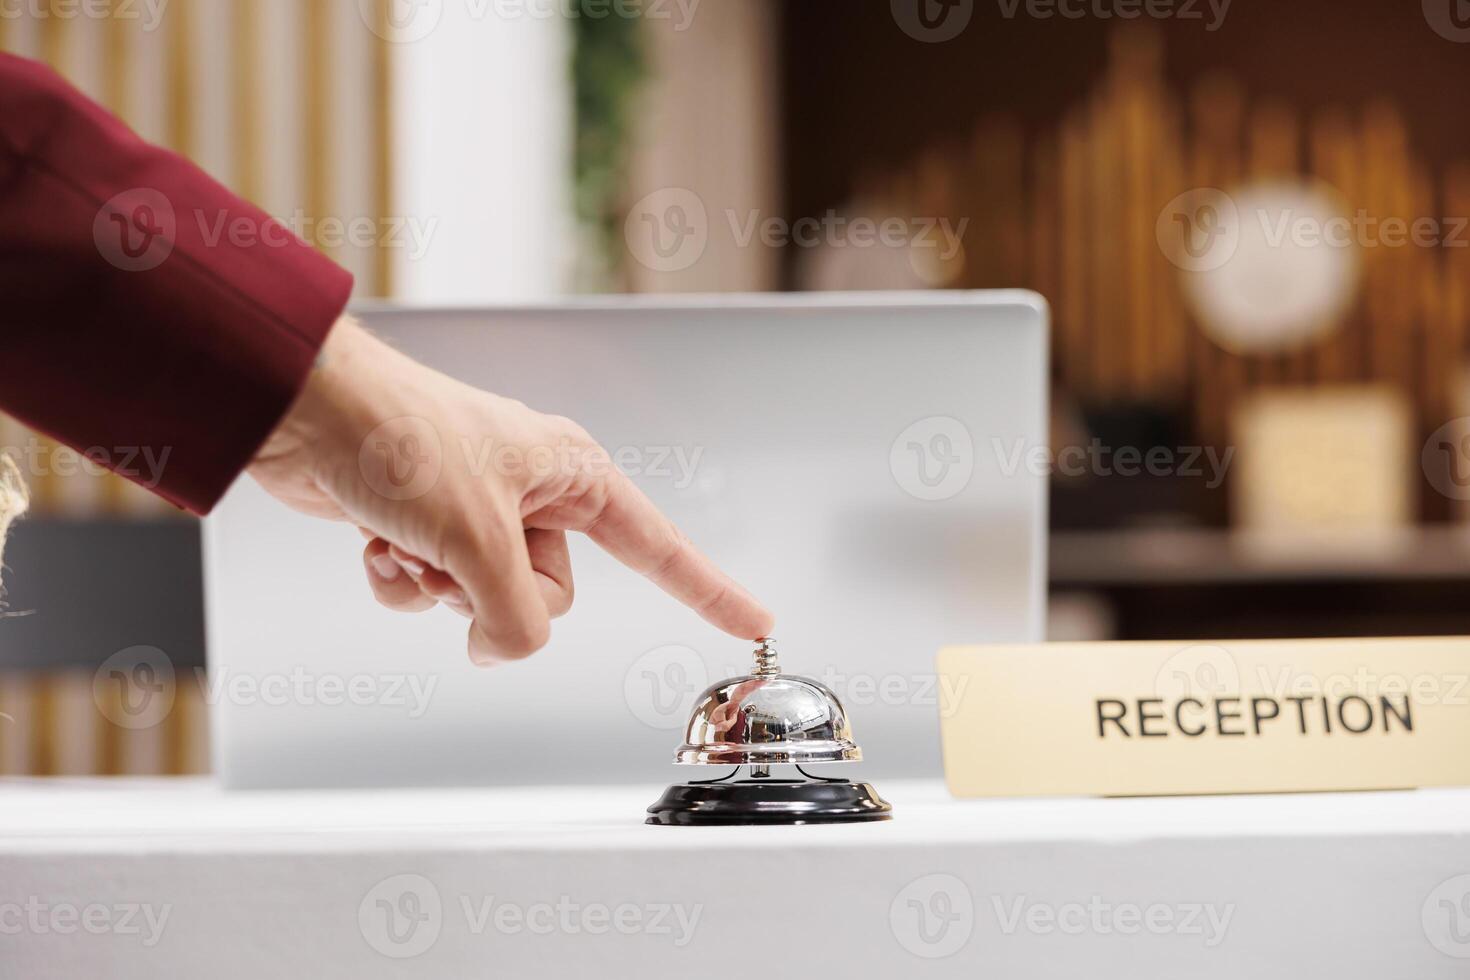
[583,469,773,640]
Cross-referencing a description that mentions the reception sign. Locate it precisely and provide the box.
[937,638,1470,797]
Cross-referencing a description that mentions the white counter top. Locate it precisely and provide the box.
[4,776,1470,848]
[3,778,1468,978]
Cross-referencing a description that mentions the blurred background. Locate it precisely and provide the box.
[6,0,1470,775]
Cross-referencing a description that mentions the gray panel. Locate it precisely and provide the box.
[0,518,204,671]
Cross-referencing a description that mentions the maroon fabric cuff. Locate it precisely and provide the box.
[0,53,353,514]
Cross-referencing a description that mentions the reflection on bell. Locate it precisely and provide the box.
[646,638,893,826]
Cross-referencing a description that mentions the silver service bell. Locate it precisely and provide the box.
[645,638,893,826]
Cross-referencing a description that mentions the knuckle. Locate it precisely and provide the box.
[696,581,731,616]
[548,415,592,444]
[490,620,552,659]
[649,526,688,577]
[490,393,530,415]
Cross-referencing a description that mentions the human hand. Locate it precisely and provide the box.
[249,316,773,665]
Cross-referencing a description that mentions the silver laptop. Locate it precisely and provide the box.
[204,292,1048,788]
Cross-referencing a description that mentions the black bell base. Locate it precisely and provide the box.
[646,778,893,826]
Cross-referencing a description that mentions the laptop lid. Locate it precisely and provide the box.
[204,291,1048,787]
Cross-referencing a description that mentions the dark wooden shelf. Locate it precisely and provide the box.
[1051,525,1470,640]
[1052,526,1470,587]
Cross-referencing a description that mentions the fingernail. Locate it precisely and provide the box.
[371,556,401,581]
[401,558,426,576]
[445,588,467,607]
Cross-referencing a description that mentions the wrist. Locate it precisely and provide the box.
[252,314,375,474]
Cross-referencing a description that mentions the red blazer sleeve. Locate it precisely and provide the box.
[0,53,353,514]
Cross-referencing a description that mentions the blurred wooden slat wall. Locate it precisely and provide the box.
[871,25,1470,486]
[0,0,395,775]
